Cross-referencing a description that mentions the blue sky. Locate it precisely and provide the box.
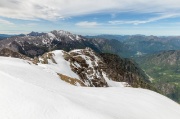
[0,0,180,35]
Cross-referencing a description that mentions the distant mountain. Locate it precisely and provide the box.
[86,38,130,57]
[27,31,46,36]
[136,50,180,103]
[0,30,129,58]
[87,35,180,57]
[0,34,15,40]
[6,32,180,58]
[0,30,99,57]
[85,34,130,41]
[123,35,180,57]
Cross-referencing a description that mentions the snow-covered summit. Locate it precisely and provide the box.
[50,30,83,41]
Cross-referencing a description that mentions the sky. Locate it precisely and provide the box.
[0,0,180,36]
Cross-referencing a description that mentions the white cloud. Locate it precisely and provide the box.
[1,0,180,20]
[109,14,178,25]
[0,18,14,25]
[75,21,100,27]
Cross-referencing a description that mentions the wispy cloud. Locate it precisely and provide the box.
[1,0,180,20]
[109,14,178,25]
[0,18,14,25]
[75,21,100,27]
[26,23,37,27]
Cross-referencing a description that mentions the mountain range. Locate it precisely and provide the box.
[0,34,15,40]
[86,34,180,57]
[2,32,180,58]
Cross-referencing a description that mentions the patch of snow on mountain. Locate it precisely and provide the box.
[48,32,56,40]
[102,72,128,87]
[76,35,81,40]
[69,36,75,41]
[38,50,79,79]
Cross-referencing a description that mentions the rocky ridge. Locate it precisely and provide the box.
[34,48,154,89]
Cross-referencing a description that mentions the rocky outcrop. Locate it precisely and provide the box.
[57,73,86,87]
[62,48,156,90]
[0,48,31,60]
[63,48,108,87]
[34,52,57,64]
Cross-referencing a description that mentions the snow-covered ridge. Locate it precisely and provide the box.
[0,56,180,119]
[36,48,128,87]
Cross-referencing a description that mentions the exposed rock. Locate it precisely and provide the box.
[0,48,31,61]
[57,73,86,87]
[100,53,157,90]
[58,48,155,89]
[62,48,108,87]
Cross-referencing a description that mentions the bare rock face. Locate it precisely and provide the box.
[57,73,86,87]
[0,48,31,61]
[38,52,57,64]
[100,53,155,90]
[63,48,108,87]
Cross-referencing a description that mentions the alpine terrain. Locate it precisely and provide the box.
[0,30,180,119]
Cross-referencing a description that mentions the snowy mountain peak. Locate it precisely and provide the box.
[50,30,83,41]
[51,30,72,37]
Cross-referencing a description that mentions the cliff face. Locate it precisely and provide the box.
[63,48,108,87]
[100,53,157,90]
[0,48,31,60]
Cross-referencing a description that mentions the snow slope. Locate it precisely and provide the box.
[0,56,180,119]
[38,50,79,79]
